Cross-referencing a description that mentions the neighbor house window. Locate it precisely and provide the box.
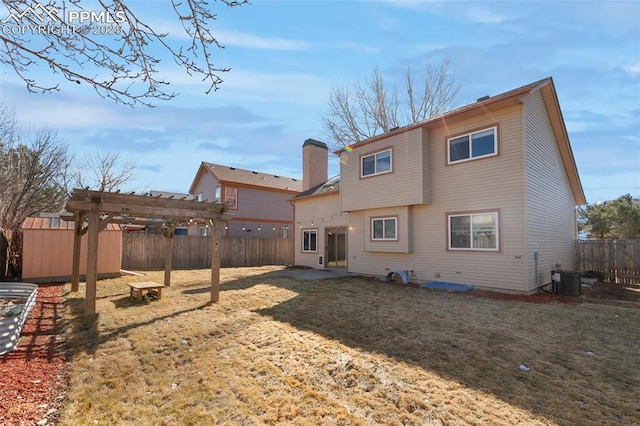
[448,211,499,250]
[195,192,203,201]
[302,229,317,252]
[199,227,208,236]
[280,226,289,239]
[448,126,497,164]
[224,187,238,209]
[361,148,392,177]
[214,187,221,202]
[371,217,397,241]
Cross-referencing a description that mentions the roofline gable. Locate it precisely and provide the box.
[188,162,210,195]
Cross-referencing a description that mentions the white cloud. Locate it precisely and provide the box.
[149,18,310,51]
[624,64,640,78]
[215,30,311,51]
[465,8,508,24]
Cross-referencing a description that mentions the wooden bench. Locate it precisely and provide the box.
[127,282,165,301]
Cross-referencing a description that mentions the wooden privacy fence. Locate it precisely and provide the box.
[575,239,640,284]
[122,234,293,270]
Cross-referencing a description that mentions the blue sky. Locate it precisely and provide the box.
[1,0,639,204]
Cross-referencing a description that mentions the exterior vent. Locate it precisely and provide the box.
[477,95,490,102]
[390,126,400,131]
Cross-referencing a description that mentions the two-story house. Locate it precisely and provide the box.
[189,162,302,238]
[292,77,586,293]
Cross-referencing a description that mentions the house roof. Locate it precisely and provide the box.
[292,175,340,200]
[22,214,121,231]
[335,77,586,205]
[189,162,303,194]
[147,190,195,200]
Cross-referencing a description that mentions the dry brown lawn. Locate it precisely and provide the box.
[58,267,640,425]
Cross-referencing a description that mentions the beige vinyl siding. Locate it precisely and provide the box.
[341,128,429,211]
[523,91,578,291]
[347,103,529,291]
[294,193,349,268]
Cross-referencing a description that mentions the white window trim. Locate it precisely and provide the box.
[361,148,393,178]
[371,217,398,241]
[302,229,318,252]
[447,126,497,164]
[448,211,499,251]
[224,187,238,209]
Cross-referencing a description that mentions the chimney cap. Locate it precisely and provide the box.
[303,139,328,149]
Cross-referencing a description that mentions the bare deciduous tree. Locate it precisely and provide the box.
[74,151,136,192]
[0,104,72,277]
[0,0,248,106]
[322,59,460,149]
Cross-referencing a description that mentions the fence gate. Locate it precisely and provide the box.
[575,239,640,284]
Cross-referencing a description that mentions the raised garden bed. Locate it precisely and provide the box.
[0,282,38,355]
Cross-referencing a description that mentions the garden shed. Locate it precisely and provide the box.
[22,215,122,283]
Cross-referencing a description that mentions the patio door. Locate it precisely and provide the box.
[326,228,347,268]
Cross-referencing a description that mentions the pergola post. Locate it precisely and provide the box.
[162,223,175,288]
[85,209,100,316]
[209,218,222,303]
[71,212,84,292]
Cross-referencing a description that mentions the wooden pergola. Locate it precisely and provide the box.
[64,189,231,315]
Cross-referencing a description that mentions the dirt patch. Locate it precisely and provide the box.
[582,281,640,304]
[0,284,67,426]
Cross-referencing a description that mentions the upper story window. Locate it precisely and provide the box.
[371,217,397,241]
[195,193,203,201]
[214,187,221,202]
[224,187,238,209]
[302,229,317,252]
[448,211,499,251]
[448,126,497,164]
[361,148,392,177]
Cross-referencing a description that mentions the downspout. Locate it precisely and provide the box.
[289,199,296,266]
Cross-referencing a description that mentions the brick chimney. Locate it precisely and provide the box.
[302,139,328,191]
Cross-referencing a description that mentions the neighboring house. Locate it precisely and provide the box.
[292,77,586,293]
[189,162,302,238]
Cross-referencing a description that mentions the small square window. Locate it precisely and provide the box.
[371,217,397,241]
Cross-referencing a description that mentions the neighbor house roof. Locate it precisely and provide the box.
[335,77,586,205]
[292,175,340,201]
[189,162,303,194]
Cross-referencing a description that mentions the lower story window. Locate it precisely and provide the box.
[448,211,498,250]
[302,229,317,252]
[372,217,397,241]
